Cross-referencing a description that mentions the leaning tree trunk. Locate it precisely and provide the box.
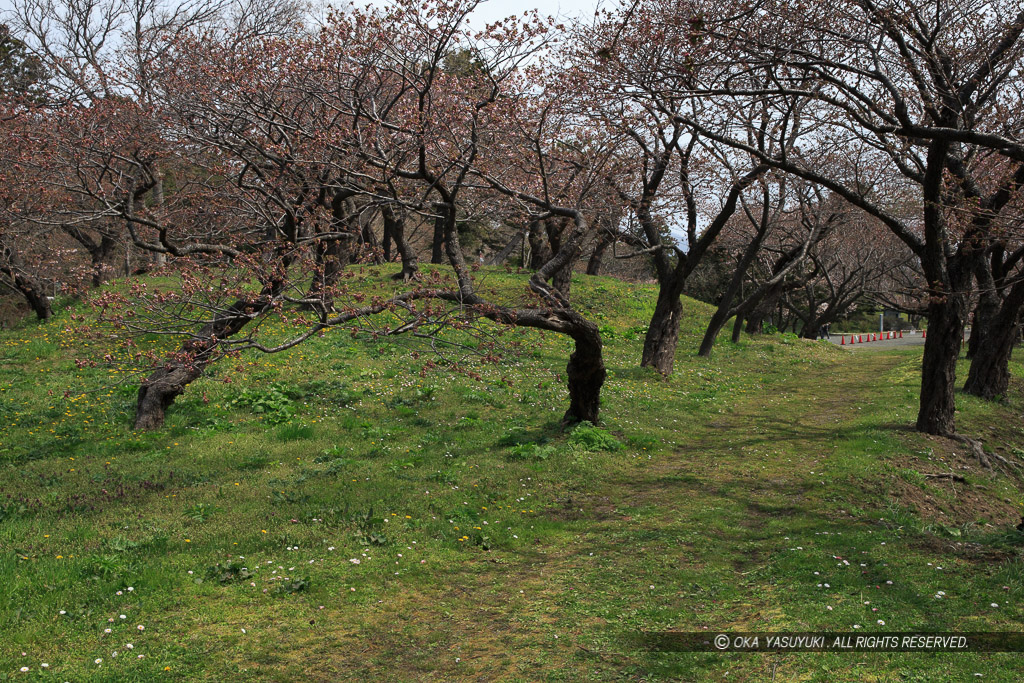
[586,231,613,275]
[487,231,524,267]
[642,281,685,372]
[439,199,605,425]
[731,310,745,343]
[134,357,208,431]
[963,278,1024,400]
[134,285,280,430]
[0,244,52,321]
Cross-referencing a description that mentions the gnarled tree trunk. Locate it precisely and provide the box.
[0,242,52,320]
[642,284,684,372]
[135,283,281,430]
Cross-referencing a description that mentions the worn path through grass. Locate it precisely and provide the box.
[304,350,1023,681]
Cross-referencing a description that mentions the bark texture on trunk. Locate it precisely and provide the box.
[430,205,448,265]
[527,219,551,270]
[963,277,1024,399]
[381,205,419,281]
[0,243,52,320]
[731,311,745,343]
[134,285,280,430]
[641,286,684,372]
[586,231,612,275]
[487,231,524,266]
[917,295,966,435]
[563,318,605,424]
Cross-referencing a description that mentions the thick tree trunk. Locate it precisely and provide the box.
[963,278,1024,399]
[527,219,551,270]
[586,232,612,275]
[437,200,605,425]
[487,231,524,266]
[305,235,344,313]
[915,138,968,437]
[381,205,419,281]
[916,294,968,435]
[799,314,822,340]
[564,319,606,425]
[134,285,280,430]
[962,318,1017,400]
[134,361,206,431]
[641,285,684,372]
[430,205,448,265]
[731,311,744,343]
[967,286,999,361]
[0,244,52,320]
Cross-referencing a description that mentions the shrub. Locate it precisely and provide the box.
[568,422,623,452]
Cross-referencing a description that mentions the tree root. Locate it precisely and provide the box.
[924,473,968,483]
[950,435,1021,474]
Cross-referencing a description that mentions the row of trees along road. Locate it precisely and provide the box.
[1,0,1023,445]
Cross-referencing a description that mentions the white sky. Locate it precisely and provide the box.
[0,0,605,27]
[431,0,600,25]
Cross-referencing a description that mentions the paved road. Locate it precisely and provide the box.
[825,330,968,350]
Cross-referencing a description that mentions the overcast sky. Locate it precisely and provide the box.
[0,0,607,28]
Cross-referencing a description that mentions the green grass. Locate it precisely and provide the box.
[0,267,1023,681]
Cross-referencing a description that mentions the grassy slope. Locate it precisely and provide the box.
[0,266,1023,681]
